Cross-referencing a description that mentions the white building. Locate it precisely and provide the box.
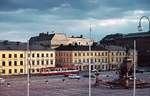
[29,32,93,49]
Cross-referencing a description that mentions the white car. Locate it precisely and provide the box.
[68,74,80,79]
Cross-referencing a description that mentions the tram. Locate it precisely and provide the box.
[40,66,79,76]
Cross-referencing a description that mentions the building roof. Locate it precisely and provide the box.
[55,44,107,51]
[29,32,55,43]
[0,40,52,51]
[104,45,126,51]
[123,31,150,38]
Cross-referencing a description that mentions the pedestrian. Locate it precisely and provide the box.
[62,78,65,82]
[45,80,48,84]
[7,82,10,87]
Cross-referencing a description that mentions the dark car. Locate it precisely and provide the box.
[136,69,144,73]
[83,74,95,78]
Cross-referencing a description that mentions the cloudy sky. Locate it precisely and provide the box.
[0,0,150,42]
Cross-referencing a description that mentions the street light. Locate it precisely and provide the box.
[138,16,150,32]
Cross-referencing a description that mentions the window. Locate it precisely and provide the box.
[98,53,100,56]
[41,54,44,57]
[32,61,35,65]
[32,54,35,57]
[83,53,85,56]
[119,52,122,56]
[41,61,44,65]
[78,53,81,56]
[37,61,39,65]
[37,53,39,57]
[46,60,49,65]
[9,61,12,66]
[14,61,17,66]
[14,54,17,58]
[102,52,104,56]
[2,61,5,66]
[9,69,12,74]
[50,60,53,65]
[37,69,39,72]
[79,59,81,63]
[105,52,108,56]
[32,69,35,73]
[87,53,89,56]
[9,54,12,58]
[20,61,23,65]
[46,53,49,57]
[112,58,114,62]
[50,53,53,57]
[2,54,5,58]
[14,69,17,73]
[87,59,89,62]
[74,53,77,56]
[95,53,97,56]
[91,53,93,56]
[83,59,85,62]
[2,69,5,74]
[112,52,114,56]
[20,69,23,73]
[20,54,23,58]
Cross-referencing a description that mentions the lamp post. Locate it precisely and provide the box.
[138,16,150,32]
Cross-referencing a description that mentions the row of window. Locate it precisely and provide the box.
[30,68,40,73]
[28,53,54,58]
[29,60,54,66]
[0,53,54,58]
[74,58,108,63]
[74,52,108,57]
[1,61,23,66]
[2,69,23,74]
[1,54,23,58]
[1,60,54,66]
[75,52,126,57]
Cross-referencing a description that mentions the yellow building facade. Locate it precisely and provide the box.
[56,45,134,71]
[0,50,26,76]
[0,50,55,76]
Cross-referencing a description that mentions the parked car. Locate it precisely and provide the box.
[83,74,95,78]
[68,74,80,79]
[136,69,144,73]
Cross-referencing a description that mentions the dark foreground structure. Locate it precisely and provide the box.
[94,50,150,89]
[100,31,150,67]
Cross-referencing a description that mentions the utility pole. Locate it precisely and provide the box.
[27,40,30,96]
[89,24,92,96]
[133,40,136,96]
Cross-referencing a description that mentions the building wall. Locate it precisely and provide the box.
[67,37,93,46]
[55,50,132,71]
[108,51,126,69]
[56,51,73,67]
[0,51,26,76]
[0,50,55,76]
[27,50,55,74]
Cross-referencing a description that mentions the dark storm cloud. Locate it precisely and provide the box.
[0,0,150,20]
[0,0,150,41]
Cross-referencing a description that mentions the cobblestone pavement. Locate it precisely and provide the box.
[0,72,150,96]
